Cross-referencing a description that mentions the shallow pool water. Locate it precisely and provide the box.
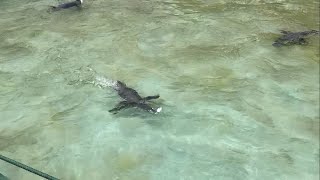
[0,0,319,179]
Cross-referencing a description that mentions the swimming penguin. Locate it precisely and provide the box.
[50,0,83,11]
[272,30,319,47]
[109,81,162,114]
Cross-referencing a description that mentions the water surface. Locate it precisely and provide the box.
[0,0,319,179]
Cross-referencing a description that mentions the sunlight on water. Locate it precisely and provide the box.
[0,0,319,180]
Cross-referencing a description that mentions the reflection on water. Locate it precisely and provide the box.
[0,0,319,179]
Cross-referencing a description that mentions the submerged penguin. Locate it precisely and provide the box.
[109,81,162,114]
[50,0,83,11]
[272,30,319,47]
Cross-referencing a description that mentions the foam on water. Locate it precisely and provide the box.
[94,75,118,89]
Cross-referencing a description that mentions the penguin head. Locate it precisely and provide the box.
[77,0,83,4]
[113,81,127,91]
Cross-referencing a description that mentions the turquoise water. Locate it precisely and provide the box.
[0,0,319,179]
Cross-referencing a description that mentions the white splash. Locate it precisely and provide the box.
[155,107,162,114]
[93,76,117,89]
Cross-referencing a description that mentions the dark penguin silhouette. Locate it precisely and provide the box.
[273,30,319,47]
[50,0,83,11]
[109,81,162,114]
